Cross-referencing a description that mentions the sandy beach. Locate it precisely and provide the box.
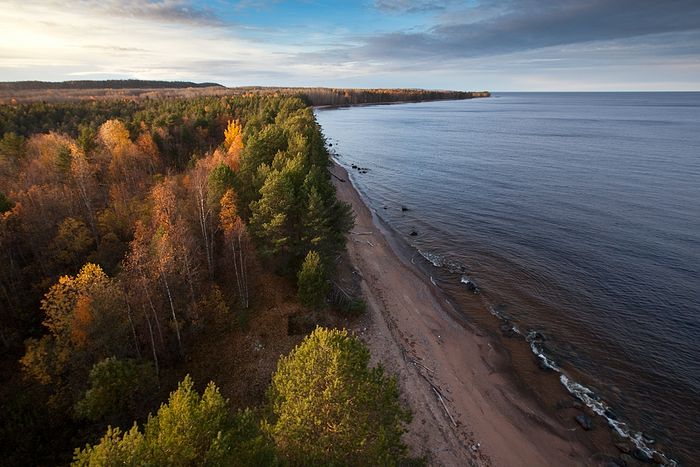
[331,162,597,466]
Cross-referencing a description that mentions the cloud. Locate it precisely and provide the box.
[321,0,700,64]
[374,0,458,13]
[30,0,228,27]
[0,0,698,90]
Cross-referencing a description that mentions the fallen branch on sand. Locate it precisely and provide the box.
[330,172,346,182]
[411,359,435,376]
[401,345,456,423]
[350,231,374,236]
[433,386,457,427]
[353,239,374,247]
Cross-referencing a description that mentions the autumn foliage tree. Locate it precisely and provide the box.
[2,93,358,464]
[223,119,244,170]
[21,263,134,406]
[220,188,250,309]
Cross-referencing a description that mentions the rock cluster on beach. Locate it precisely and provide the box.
[350,163,369,174]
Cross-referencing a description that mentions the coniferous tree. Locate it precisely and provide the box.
[296,250,328,310]
[75,357,157,423]
[73,375,274,466]
[266,327,411,466]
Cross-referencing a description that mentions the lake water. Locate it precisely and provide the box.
[316,93,700,463]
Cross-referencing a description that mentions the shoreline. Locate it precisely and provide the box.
[331,162,600,466]
[313,94,490,111]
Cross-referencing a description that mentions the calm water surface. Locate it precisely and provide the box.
[317,93,700,462]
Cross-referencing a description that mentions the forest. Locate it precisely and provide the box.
[0,93,416,465]
[0,80,490,105]
[0,80,224,91]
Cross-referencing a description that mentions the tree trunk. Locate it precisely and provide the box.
[230,237,244,308]
[197,189,214,277]
[183,253,196,305]
[142,304,159,379]
[141,278,164,346]
[238,232,249,308]
[161,271,183,356]
[125,299,141,358]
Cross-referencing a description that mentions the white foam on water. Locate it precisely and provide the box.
[419,250,444,267]
[521,333,676,465]
[460,275,480,293]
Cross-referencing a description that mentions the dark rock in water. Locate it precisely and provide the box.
[601,458,627,467]
[401,205,409,211]
[351,164,357,169]
[409,230,418,236]
[463,279,480,294]
[491,304,508,318]
[631,448,651,463]
[556,398,573,410]
[328,143,333,147]
[528,330,547,342]
[383,205,388,210]
[615,442,632,454]
[500,323,517,338]
[575,414,593,430]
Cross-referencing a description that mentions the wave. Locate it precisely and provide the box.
[460,275,480,294]
[418,249,676,465]
[417,249,468,274]
[486,311,676,464]
[524,331,676,466]
[419,250,444,267]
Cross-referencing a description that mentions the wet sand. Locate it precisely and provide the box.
[332,162,599,466]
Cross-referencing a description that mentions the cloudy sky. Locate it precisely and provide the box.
[1,0,699,90]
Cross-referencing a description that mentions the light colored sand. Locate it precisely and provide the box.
[333,163,594,467]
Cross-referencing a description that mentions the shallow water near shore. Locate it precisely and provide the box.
[317,93,700,463]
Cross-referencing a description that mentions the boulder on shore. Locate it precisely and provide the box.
[575,414,593,431]
[631,447,651,463]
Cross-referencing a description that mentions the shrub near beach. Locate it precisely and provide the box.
[73,329,412,466]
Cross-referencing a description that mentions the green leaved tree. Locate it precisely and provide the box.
[73,375,275,466]
[265,327,411,466]
[296,250,328,310]
[75,357,157,424]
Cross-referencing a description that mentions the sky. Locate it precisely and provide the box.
[1,0,699,91]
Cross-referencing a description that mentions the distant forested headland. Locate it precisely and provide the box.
[0,80,224,91]
[0,80,490,105]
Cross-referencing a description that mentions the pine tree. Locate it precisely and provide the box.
[75,357,157,423]
[296,250,328,310]
[73,375,274,466]
[266,327,411,465]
